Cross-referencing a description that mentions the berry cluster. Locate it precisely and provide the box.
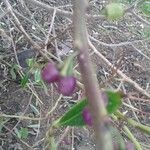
[41,63,76,96]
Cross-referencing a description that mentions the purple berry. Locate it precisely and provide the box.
[82,107,92,126]
[41,63,60,83]
[57,76,76,96]
[82,92,110,126]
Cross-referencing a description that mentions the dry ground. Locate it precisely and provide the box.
[0,0,150,150]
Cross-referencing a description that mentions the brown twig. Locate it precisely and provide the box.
[0,9,10,20]
[56,127,70,146]
[0,113,46,121]
[88,40,150,98]
[26,0,72,18]
[73,0,113,150]
[3,0,40,49]
[25,0,105,19]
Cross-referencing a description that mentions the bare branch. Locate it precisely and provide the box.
[26,0,72,17]
[3,0,40,49]
[25,0,104,19]
[0,9,10,20]
[90,36,150,47]
[88,40,150,98]
[131,11,150,26]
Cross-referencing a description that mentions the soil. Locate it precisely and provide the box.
[0,0,150,150]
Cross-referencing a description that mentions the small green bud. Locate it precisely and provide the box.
[105,3,124,21]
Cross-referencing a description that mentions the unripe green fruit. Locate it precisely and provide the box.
[105,3,124,21]
[141,1,150,15]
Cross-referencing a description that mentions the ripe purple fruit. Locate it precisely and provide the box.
[57,76,76,96]
[82,107,92,126]
[41,63,60,83]
[82,91,109,126]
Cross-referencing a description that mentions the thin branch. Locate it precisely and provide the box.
[0,113,46,121]
[25,0,104,19]
[3,0,40,49]
[3,0,56,63]
[90,36,150,48]
[88,40,150,98]
[116,111,150,135]
[47,95,62,116]
[56,127,70,146]
[13,10,46,36]
[26,0,72,17]
[123,125,142,150]
[131,11,150,26]
[44,9,56,50]
[73,0,113,150]
[0,9,10,20]
[8,18,20,66]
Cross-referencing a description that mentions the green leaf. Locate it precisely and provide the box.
[26,58,35,68]
[17,128,28,139]
[143,26,150,38]
[106,90,122,114]
[10,64,19,80]
[105,3,124,21]
[21,74,29,87]
[54,90,123,127]
[61,53,76,76]
[141,1,150,15]
[34,69,41,83]
[53,98,88,127]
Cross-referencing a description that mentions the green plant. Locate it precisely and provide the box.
[105,3,124,20]
[16,127,29,139]
[54,90,122,127]
[141,1,150,15]
[3,0,150,149]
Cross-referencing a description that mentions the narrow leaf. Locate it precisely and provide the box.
[53,98,87,127]
[40,80,49,95]
[21,74,29,87]
[54,90,123,127]
[106,90,122,114]
[10,64,19,80]
[143,27,150,38]
[26,58,35,68]
[17,128,28,139]
[141,1,150,15]
[34,69,41,83]
[61,53,76,76]
[30,104,40,115]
